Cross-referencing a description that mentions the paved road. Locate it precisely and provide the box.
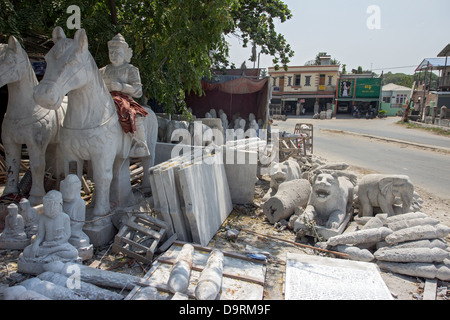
[272,116,450,200]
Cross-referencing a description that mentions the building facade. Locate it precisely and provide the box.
[268,59,340,115]
[380,83,413,116]
[335,74,382,115]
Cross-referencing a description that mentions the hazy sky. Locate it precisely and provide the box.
[227,0,450,75]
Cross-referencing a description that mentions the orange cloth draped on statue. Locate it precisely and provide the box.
[110,91,148,134]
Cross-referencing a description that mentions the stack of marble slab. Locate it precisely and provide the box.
[149,148,233,246]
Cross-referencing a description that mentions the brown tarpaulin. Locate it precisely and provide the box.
[185,77,269,123]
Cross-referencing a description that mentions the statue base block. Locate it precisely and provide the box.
[83,222,117,247]
[0,239,30,250]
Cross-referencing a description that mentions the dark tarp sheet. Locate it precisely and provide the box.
[185,77,269,123]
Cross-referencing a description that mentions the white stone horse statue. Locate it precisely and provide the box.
[33,27,158,220]
[0,36,66,205]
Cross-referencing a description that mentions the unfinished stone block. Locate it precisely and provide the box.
[374,247,450,263]
[385,211,428,223]
[387,217,440,232]
[37,271,124,300]
[327,227,393,247]
[195,249,224,300]
[334,245,375,262]
[43,261,145,291]
[376,238,448,250]
[385,224,450,245]
[2,285,51,300]
[377,261,450,281]
[361,214,388,230]
[167,243,194,294]
[20,277,87,300]
[263,179,311,224]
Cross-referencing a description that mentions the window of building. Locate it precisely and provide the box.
[382,97,391,103]
[396,94,407,104]
[288,76,292,86]
[319,74,326,86]
[305,76,311,86]
[328,76,333,86]
[294,74,301,86]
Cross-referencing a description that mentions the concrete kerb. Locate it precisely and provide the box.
[321,129,450,155]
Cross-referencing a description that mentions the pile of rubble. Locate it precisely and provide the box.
[259,153,450,283]
[318,212,450,281]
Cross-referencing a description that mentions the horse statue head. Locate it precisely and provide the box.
[33,27,97,110]
[0,36,35,88]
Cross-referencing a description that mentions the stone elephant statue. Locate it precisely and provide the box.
[357,174,414,217]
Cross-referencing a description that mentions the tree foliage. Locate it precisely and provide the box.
[0,0,294,114]
[381,71,439,89]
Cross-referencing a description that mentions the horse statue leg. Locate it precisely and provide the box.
[26,144,48,205]
[2,139,22,196]
[89,152,116,220]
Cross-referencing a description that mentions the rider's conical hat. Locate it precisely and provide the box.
[108,34,129,49]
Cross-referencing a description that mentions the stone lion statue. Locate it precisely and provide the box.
[292,171,356,238]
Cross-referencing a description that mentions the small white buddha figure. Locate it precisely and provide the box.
[18,198,39,238]
[60,174,93,260]
[0,203,29,249]
[18,190,79,274]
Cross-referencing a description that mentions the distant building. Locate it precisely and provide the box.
[411,43,450,122]
[335,73,382,115]
[380,83,413,116]
[268,55,340,116]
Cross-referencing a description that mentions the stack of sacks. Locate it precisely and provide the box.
[316,212,450,281]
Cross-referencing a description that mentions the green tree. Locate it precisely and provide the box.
[0,0,294,114]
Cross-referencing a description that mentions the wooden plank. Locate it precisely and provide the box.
[81,175,91,195]
[111,243,153,264]
[116,236,151,252]
[126,219,162,240]
[173,240,266,265]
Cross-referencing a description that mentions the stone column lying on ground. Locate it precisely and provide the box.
[195,249,224,300]
[20,277,88,300]
[361,214,388,230]
[385,212,428,223]
[263,179,311,224]
[43,261,147,291]
[167,243,194,294]
[374,247,450,263]
[376,238,448,250]
[377,261,450,281]
[37,271,124,300]
[387,217,440,232]
[385,224,450,245]
[327,227,393,247]
[334,245,375,262]
[3,285,51,300]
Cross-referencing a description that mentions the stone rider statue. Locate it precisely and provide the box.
[99,34,149,158]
